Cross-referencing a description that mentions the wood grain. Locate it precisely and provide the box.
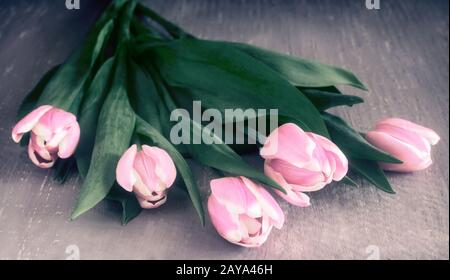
[0,0,448,259]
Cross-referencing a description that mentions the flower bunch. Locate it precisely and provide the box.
[12,0,439,247]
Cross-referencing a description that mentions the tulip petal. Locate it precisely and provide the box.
[28,139,55,168]
[376,124,431,153]
[275,188,311,208]
[116,144,138,192]
[208,195,243,244]
[366,131,430,172]
[308,133,348,181]
[240,220,272,248]
[264,163,311,207]
[377,118,440,145]
[268,159,323,187]
[240,176,285,228]
[239,214,262,236]
[243,188,262,219]
[309,143,331,174]
[12,105,53,143]
[380,158,433,172]
[29,132,55,161]
[210,177,248,214]
[141,145,177,189]
[137,194,167,209]
[260,123,316,169]
[132,172,154,198]
[58,123,80,158]
[36,108,77,134]
[133,151,160,192]
[46,130,69,151]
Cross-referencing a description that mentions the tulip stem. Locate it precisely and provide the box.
[131,133,142,148]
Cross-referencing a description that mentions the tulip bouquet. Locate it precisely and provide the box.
[12,0,440,247]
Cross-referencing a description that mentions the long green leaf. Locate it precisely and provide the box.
[141,37,329,136]
[128,60,162,132]
[134,4,366,93]
[350,159,395,194]
[76,58,115,178]
[230,42,368,90]
[341,175,359,188]
[71,49,136,220]
[301,88,364,111]
[117,0,137,42]
[299,86,343,94]
[323,112,402,163]
[128,60,189,156]
[135,118,205,225]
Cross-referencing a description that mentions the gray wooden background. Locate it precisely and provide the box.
[0,0,448,260]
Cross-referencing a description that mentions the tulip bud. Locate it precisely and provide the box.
[260,123,348,207]
[116,144,177,209]
[12,105,80,168]
[366,118,440,172]
[207,176,285,248]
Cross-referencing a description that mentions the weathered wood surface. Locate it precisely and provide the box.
[0,0,448,260]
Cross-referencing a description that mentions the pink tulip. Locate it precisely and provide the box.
[207,176,285,248]
[12,105,80,168]
[116,144,177,209]
[366,118,440,172]
[260,123,348,207]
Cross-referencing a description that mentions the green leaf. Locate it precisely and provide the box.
[37,19,115,112]
[134,5,366,91]
[135,118,205,225]
[341,175,359,188]
[301,88,364,111]
[117,0,138,42]
[299,86,343,94]
[141,37,329,137]
[107,185,142,225]
[17,65,60,121]
[75,58,115,178]
[128,60,162,132]
[128,60,189,156]
[350,159,395,194]
[71,49,136,220]
[230,42,368,90]
[322,112,402,163]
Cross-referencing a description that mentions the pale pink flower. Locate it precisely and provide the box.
[116,144,177,209]
[12,105,80,168]
[260,123,348,207]
[366,118,440,172]
[208,176,284,248]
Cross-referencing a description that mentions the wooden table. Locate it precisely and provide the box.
[0,0,448,260]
